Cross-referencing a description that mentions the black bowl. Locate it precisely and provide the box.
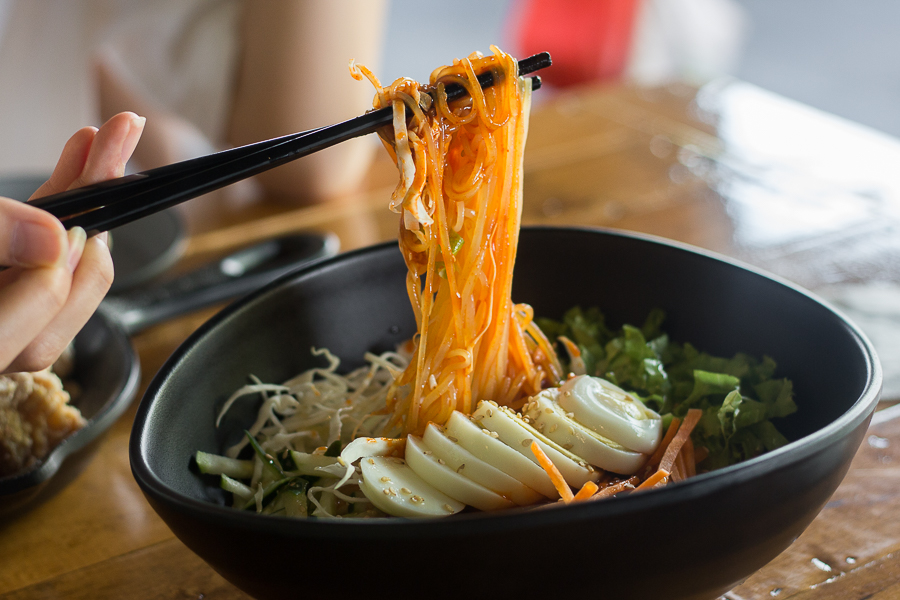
[131,227,881,600]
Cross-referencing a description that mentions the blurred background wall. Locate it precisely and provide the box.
[733,0,900,139]
[384,0,900,137]
[1,0,899,178]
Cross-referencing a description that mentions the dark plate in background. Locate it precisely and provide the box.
[0,310,140,514]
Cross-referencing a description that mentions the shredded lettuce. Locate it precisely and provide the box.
[537,306,797,471]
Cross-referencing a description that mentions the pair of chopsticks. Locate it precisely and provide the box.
[31,53,552,235]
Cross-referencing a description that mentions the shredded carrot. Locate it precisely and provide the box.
[646,417,681,471]
[684,438,697,478]
[592,477,639,499]
[573,481,599,501]
[621,475,641,489]
[659,409,703,475]
[671,450,687,482]
[595,472,614,487]
[635,469,669,490]
[530,441,574,502]
[558,336,581,358]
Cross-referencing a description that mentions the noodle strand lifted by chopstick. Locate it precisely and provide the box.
[355,47,562,436]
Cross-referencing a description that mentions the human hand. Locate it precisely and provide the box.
[0,111,145,374]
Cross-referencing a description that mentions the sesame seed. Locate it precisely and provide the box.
[367,458,375,465]
[489,431,499,438]
[411,495,424,504]
[400,487,412,495]
[549,424,558,433]
[544,408,553,414]
[457,464,466,472]
[568,426,576,436]
[437,458,445,465]
[562,443,573,450]
[566,412,575,419]
[387,487,397,496]
[521,438,533,447]
[487,408,494,417]
[423,450,433,455]
[380,476,392,483]
[447,435,459,443]
[443,504,454,512]
[482,428,492,435]
[382,489,391,495]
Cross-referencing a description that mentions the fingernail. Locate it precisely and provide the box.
[121,115,146,166]
[11,221,64,267]
[66,227,87,272]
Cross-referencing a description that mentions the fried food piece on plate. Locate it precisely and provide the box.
[0,370,85,477]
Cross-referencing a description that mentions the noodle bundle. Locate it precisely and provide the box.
[205,50,792,519]
[353,47,562,437]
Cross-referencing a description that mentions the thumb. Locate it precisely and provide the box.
[0,197,67,268]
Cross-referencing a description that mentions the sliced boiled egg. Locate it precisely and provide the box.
[341,436,406,463]
[444,411,558,499]
[333,436,407,486]
[524,391,646,474]
[423,422,544,506]
[557,375,662,454]
[359,456,464,518]
[471,401,600,489]
[405,435,516,512]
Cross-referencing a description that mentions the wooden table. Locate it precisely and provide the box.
[2,78,900,599]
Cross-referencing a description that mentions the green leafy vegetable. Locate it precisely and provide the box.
[245,430,284,486]
[538,306,797,470]
[448,230,464,254]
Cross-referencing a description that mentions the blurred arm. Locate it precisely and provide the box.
[227,0,388,203]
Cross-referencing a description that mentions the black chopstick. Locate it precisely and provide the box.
[30,53,550,235]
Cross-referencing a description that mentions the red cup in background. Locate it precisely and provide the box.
[509,0,640,87]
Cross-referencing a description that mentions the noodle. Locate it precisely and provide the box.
[367,47,562,437]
